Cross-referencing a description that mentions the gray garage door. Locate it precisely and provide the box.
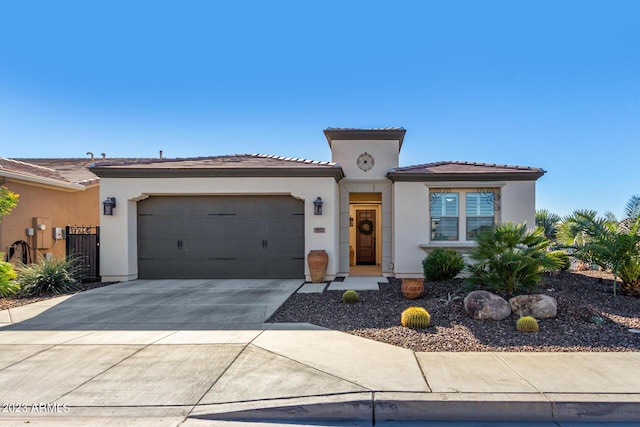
[137,195,305,279]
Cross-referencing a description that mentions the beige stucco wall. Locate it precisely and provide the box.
[330,139,400,179]
[392,180,538,277]
[99,176,339,282]
[0,180,99,263]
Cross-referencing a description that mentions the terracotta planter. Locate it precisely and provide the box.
[401,278,424,299]
[307,250,328,283]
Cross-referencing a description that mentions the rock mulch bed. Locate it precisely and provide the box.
[0,281,116,311]
[268,271,640,352]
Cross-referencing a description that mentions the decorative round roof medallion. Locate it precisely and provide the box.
[357,152,374,172]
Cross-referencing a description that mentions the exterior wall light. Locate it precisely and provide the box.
[103,197,116,215]
[313,197,323,215]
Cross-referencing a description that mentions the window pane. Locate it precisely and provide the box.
[432,217,458,241]
[467,217,494,239]
[431,193,458,216]
[466,193,494,216]
[444,195,458,215]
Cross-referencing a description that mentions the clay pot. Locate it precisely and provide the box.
[307,250,329,283]
[401,278,425,299]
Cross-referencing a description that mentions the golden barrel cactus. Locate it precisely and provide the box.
[401,307,431,329]
[516,316,539,333]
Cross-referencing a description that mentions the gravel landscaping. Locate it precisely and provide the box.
[269,270,640,352]
[0,281,116,311]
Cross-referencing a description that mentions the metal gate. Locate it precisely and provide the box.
[66,225,100,282]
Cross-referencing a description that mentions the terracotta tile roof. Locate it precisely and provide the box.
[3,157,151,186]
[0,157,69,182]
[91,154,337,169]
[90,154,345,181]
[11,158,102,185]
[388,161,546,182]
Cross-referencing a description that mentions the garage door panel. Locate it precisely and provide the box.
[138,216,181,239]
[181,217,223,239]
[181,239,223,257]
[138,197,181,215]
[138,238,182,258]
[138,258,184,279]
[180,197,223,215]
[266,238,305,258]
[223,197,265,216]
[266,196,304,215]
[267,259,305,279]
[267,216,304,237]
[223,217,265,238]
[138,195,303,279]
[224,238,264,258]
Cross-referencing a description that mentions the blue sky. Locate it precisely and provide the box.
[1,1,638,218]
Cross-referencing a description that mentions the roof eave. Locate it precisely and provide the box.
[323,129,406,151]
[0,170,86,191]
[90,166,346,182]
[387,171,546,182]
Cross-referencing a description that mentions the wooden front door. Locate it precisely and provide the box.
[356,209,376,265]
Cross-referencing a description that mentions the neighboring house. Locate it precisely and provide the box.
[90,128,545,282]
[0,157,101,264]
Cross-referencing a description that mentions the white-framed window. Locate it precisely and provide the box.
[430,188,499,242]
[466,192,495,239]
[430,192,459,241]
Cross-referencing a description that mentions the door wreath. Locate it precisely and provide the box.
[357,219,374,235]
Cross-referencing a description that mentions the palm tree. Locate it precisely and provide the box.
[569,196,640,296]
[557,210,599,262]
[467,222,563,295]
[535,209,561,241]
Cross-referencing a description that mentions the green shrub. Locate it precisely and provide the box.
[549,250,571,271]
[516,316,539,333]
[422,248,465,281]
[467,223,563,295]
[401,307,431,329]
[0,255,19,297]
[15,256,81,296]
[342,290,360,304]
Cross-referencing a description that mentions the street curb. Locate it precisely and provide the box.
[190,392,640,423]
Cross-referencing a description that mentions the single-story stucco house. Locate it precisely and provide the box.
[90,128,545,282]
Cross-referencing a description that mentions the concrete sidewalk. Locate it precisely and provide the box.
[0,295,639,425]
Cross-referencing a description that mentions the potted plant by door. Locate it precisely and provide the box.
[401,278,425,299]
[307,250,329,283]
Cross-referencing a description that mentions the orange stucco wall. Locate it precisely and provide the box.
[0,180,100,263]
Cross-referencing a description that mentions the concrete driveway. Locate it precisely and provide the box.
[2,279,303,331]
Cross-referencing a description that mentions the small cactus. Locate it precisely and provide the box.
[401,307,431,329]
[516,316,539,333]
[342,290,360,304]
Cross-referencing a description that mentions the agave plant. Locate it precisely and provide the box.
[467,222,563,295]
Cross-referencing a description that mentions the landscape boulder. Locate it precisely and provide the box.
[509,294,558,319]
[463,290,511,320]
